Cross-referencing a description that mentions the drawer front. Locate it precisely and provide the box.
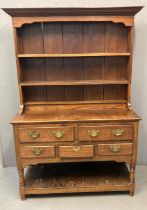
[20,146,55,158]
[19,126,74,142]
[98,143,133,156]
[59,145,93,158]
[79,125,133,141]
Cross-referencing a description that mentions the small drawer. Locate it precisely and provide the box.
[79,125,133,141]
[59,145,93,158]
[97,143,133,156]
[19,126,74,142]
[20,146,55,158]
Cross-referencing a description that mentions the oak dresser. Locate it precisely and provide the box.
[3,7,143,199]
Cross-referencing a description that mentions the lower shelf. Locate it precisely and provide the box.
[25,161,131,195]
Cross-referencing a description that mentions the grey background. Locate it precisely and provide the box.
[0,0,146,167]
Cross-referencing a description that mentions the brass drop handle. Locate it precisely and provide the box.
[32,147,44,156]
[88,129,101,138]
[52,130,64,138]
[27,131,40,139]
[109,145,121,153]
[73,146,81,152]
[112,129,125,136]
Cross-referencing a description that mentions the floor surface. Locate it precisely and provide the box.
[0,165,147,210]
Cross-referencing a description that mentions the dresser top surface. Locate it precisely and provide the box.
[2,7,143,17]
[12,105,140,124]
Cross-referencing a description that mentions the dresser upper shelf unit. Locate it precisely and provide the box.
[3,7,143,109]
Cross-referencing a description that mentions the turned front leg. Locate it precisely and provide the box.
[129,166,135,196]
[18,169,26,200]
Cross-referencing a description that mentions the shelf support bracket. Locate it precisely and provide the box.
[127,102,133,111]
[19,104,24,115]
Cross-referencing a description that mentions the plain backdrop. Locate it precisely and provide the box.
[0,0,147,167]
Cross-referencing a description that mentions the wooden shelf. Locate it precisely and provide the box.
[18,53,130,58]
[24,100,127,105]
[25,161,130,195]
[20,80,129,87]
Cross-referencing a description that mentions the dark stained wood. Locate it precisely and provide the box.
[23,86,47,102]
[84,57,104,80]
[83,23,105,101]
[64,58,84,81]
[63,23,83,54]
[65,86,84,101]
[104,57,127,80]
[84,23,105,53]
[104,85,127,100]
[43,22,63,54]
[18,23,43,54]
[84,86,103,100]
[46,86,64,102]
[45,58,64,81]
[105,23,128,52]
[21,58,45,81]
[43,23,64,81]
[4,7,142,199]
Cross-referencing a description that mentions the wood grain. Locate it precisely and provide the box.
[12,105,140,124]
[20,145,55,158]
[19,126,74,142]
[20,80,130,86]
[98,143,133,156]
[17,53,131,57]
[59,145,94,158]
[6,7,142,199]
[18,23,43,54]
[79,125,133,141]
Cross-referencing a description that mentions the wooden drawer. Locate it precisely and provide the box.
[59,145,93,158]
[20,146,55,158]
[97,143,133,156]
[19,126,74,142]
[79,125,133,141]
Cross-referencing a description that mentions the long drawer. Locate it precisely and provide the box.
[19,126,74,142]
[79,125,133,141]
[20,146,55,158]
[97,143,133,156]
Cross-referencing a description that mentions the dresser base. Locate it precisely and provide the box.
[21,161,133,199]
